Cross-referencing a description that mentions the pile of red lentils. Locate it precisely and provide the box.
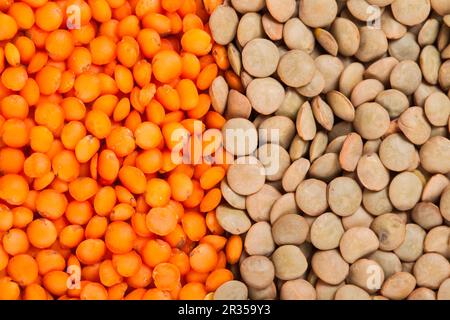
[0,0,243,300]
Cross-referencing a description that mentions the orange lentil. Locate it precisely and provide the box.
[7,254,39,286]
[75,135,100,163]
[14,36,36,65]
[35,2,63,31]
[24,152,51,178]
[182,13,204,32]
[80,282,108,300]
[19,78,40,106]
[156,84,181,111]
[125,108,143,131]
[115,185,137,207]
[142,239,171,268]
[2,228,30,256]
[204,111,226,129]
[76,239,106,265]
[182,211,207,242]
[180,53,200,80]
[199,166,225,190]
[137,29,160,59]
[0,278,20,300]
[1,66,28,91]
[168,172,194,202]
[0,205,13,232]
[23,284,48,300]
[43,270,70,297]
[162,110,185,125]
[59,225,84,249]
[11,206,33,229]
[126,263,152,289]
[142,13,171,35]
[65,207,92,232]
[92,94,118,116]
[80,266,100,284]
[110,203,135,221]
[182,180,205,208]
[189,243,218,273]
[115,64,134,93]
[30,126,53,153]
[203,0,223,14]
[0,174,29,205]
[61,98,86,121]
[133,60,152,88]
[1,119,29,148]
[205,268,233,292]
[27,52,48,74]
[164,224,187,249]
[35,189,68,219]
[74,72,101,103]
[85,109,112,139]
[146,206,178,236]
[97,149,120,182]
[224,69,244,92]
[0,12,18,40]
[34,101,64,134]
[225,235,243,265]
[205,211,224,235]
[124,288,146,300]
[200,235,227,251]
[118,165,147,194]
[67,47,92,75]
[181,29,212,56]
[185,270,209,284]
[136,148,162,174]
[73,19,96,42]
[85,215,108,239]
[199,55,215,69]
[178,0,196,17]
[196,63,217,90]
[106,126,136,157]
[162,121,190,150]
[113,97,131,122]
[145,178,171,207]
[212,44,230,70]
[27,218,57,249]
[35,249,66,275]
[179,282,207,300]
[99,259,122,287]
[105,221,136,254]
[112,251,142,277]
[134,121,163,150]
[0,148,25,174]
[26,25,48,49]
[153,262,180,291]
[142,288,171,300]
[108,282,128,300]
[4,43,20,67]
[152,50,182,84]
[176,79,199,111]
[169,248,190,275]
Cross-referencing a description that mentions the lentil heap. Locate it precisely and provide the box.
[0,0,242,300]
[209,0,450,300]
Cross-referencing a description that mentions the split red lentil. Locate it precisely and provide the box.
[0,0,242,300]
